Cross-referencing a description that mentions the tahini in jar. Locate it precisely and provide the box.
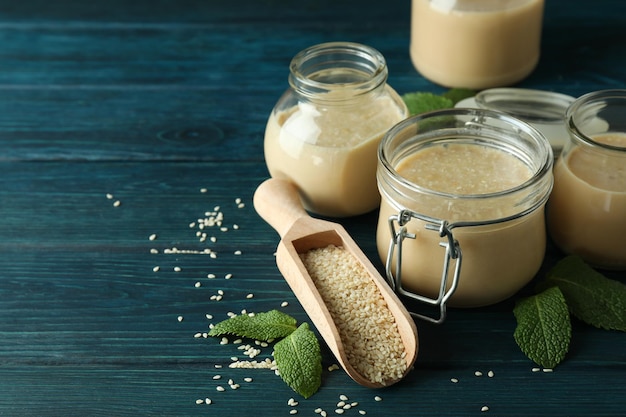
[264,42,408,217]
[410,0,544,89]
[547,90,626,270]
[376,109,553,320]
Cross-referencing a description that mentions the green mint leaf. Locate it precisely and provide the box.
[273,323,322,399]
[541,256,626,331]
[441,88,476,105]
[208,309,298,341]
[513,286,571,368]
[402,92,453,116]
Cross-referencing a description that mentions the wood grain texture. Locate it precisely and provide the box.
[0,0,624,416]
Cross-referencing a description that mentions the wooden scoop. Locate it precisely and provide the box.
[253,178,418,388]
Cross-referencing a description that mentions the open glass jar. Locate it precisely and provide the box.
[547,89,626,270]
[376,108,553,322]
[264,42,408,217]
[410,0,544,89]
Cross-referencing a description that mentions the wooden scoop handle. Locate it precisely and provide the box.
[253,178,309,238]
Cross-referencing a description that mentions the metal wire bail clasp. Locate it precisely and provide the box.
[385,209,462,324]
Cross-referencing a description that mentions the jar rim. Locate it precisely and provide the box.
[288,42,388,101]
[379,108,554,201]
[566,89,626,153]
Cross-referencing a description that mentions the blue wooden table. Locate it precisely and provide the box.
[0,1,624,416]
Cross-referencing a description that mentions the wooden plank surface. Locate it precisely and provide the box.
[0,0,624,416]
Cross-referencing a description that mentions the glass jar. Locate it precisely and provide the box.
[264,42,408,217]
[547,90,626,270]
[410,0,544,89]
[376,108,553,322]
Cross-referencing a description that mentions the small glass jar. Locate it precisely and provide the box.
[376,108,553,322]
[547,90,626,270]
[264,42,408,217]
[410,0,544,89]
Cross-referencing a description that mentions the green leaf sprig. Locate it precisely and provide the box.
[208,310,322,398]
[513,255,626,368]
[401,88,475,116]
[513,286,571,369]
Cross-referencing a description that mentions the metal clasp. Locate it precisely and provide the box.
[385,209,462,324]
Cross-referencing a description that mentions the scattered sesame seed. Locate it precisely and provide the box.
[174,266,182,272]
[195,399,204,405]
[200,188,208,193]
[488,370,494,378]
[246,293,254,299]
[243,377,253,383]
[374,396,382,402]
[194,281,202,288]
[205,398,212,405]
[206,314,213,320]
[234,250,242,255]
[207,273,216,279]
[106,193,114,199]
[214,364,222,369]
[193,332,202,338]
[481,406,490,412]
[152,266,160,272]
[149,234,157,241]
[225,273,233,279]
[237,203,245,209]
[281,301,289,307]
[290,410,298,415]
[337,401,345,408]
[475,371,483,377]
[328,364,340,372]
[150,248,158,254]
[113,200,121,207]
[339,395,348,401]
[233,224,240,230]
[532,367,541,372]
[451,378,459,383]
[358,411,366,415]
[177,316,183,322]
[543,368,553,373]
[335,409,344,415]
[213,375,222,380]
[216,386,225,392]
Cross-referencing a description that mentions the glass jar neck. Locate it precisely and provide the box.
[288,42,388,104]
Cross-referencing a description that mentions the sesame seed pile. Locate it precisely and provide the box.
[299,244,408,386]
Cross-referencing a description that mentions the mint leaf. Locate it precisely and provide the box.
[542,256,626,331]
[442,88,476,105]
[208,309,298,341]
[274,323,322,399]
[513,286,571,368]
[402,92,453,116]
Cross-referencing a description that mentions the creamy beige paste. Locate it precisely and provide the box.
[548,133,626,268]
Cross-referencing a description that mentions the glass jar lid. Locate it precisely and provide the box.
[457,88,575,154]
